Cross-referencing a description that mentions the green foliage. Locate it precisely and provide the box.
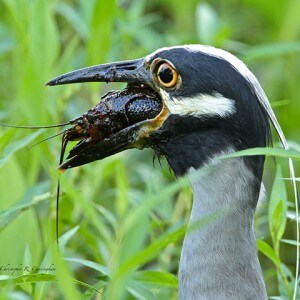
[0,0,299,299]
[258,165,295,299]
[225,147,300,161]
[269,166,287,251]
[0,181,49,232]
[0,129,44,168]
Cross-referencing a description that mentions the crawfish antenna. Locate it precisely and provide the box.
[0,122,70,129]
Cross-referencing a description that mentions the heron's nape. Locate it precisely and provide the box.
[48,45,299,299]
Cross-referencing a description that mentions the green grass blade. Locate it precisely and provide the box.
[223,147,300,160]
[269,165,287,251]
[257,240,281,268]
[0,274,56,288]
[133,270,178,288]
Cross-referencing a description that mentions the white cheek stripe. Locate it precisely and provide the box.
[160,90,236,118]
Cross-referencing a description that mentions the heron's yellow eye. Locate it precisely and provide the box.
[156,62,178,88]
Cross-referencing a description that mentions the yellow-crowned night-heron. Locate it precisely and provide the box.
[47,45,298,300]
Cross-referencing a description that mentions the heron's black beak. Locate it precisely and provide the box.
[47,58,168,171]
[46,58,152,86]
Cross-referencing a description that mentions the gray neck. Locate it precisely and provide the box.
[179,157,267,300]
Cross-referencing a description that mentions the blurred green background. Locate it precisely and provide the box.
[0,0,299,299]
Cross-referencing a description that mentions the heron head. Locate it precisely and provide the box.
[47,45,270,176]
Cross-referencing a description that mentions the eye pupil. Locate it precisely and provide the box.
[159,66,173,84]
[155,62,179,88]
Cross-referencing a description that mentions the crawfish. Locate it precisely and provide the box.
[59,84,162,170]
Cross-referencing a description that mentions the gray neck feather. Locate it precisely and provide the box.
[179,156,267,300]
